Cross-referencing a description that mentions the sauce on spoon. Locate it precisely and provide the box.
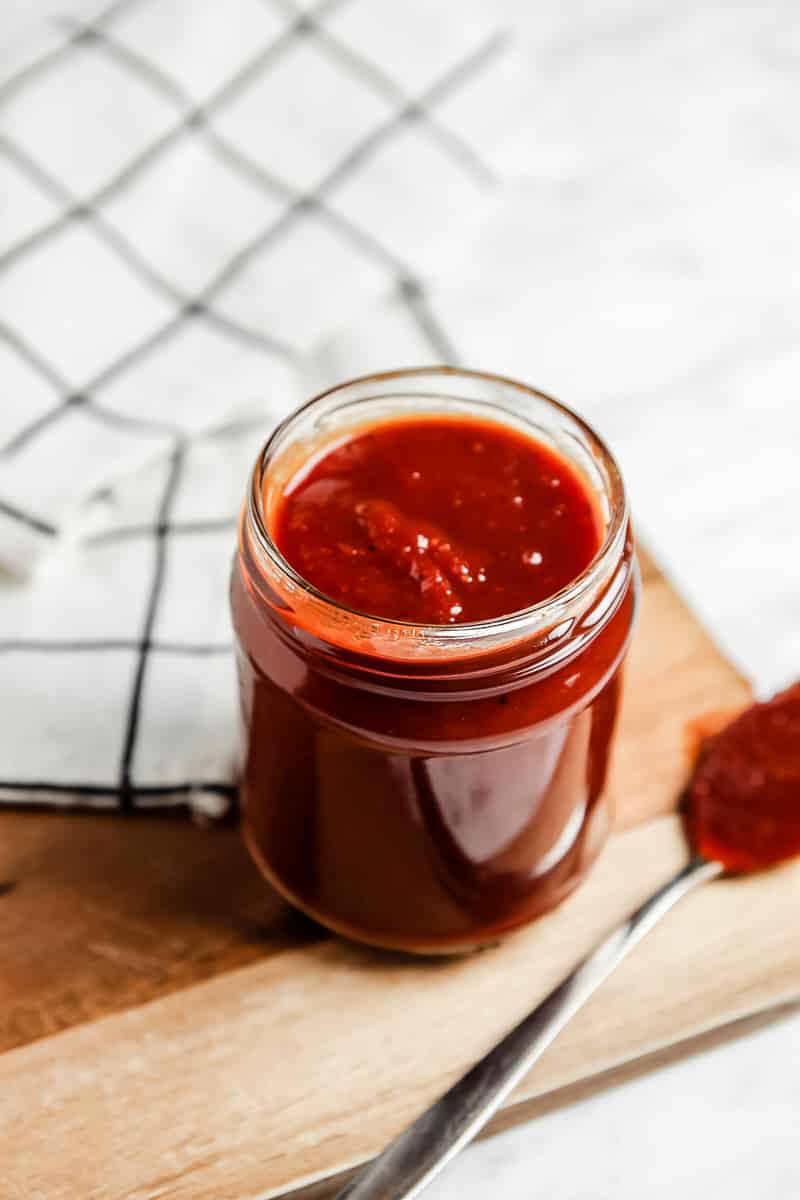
[686,682,800,872]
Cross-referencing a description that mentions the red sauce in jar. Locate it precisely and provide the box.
[686,683,800,872]
[274,417,603,625]
[232,374,637,953]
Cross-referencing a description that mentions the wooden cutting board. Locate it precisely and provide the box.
[2,551,798,1200]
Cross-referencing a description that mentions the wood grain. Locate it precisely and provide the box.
[0,813,317,1054]
[610,549,750,828]
[1,549,777,1199]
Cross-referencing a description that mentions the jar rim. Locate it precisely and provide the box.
[245,366,630,650]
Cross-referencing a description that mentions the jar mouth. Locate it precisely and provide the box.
[246,366,630,652]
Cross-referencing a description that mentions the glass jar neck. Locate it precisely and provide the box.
[240,367,630,670]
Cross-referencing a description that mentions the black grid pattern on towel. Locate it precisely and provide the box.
[0,0,483,807]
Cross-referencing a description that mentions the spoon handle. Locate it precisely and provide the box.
[336,855,722,1200]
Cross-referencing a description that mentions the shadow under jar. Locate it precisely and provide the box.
[231,368,639,953]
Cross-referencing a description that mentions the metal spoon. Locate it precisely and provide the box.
[336,854,722,1200]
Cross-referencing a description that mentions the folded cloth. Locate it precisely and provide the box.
[0,0,518,813]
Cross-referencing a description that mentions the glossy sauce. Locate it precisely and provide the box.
[274,417,603,625]
[233,410,637,952]
[686,682,800,872]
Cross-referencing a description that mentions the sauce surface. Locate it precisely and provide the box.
[273,417,603,625]
[686,682,800,872]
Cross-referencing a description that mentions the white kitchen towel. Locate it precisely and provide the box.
[0,0,518,812]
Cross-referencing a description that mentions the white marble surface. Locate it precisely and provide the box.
[426,2,800,1195]
[438,1009,800,1198]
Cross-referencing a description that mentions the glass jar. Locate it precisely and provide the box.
[231,368,638,953]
